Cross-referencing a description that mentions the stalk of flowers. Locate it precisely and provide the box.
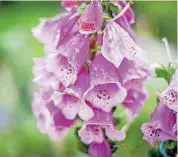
[32,0,151,156]
[141,70,177,146]
[141,38,177,147]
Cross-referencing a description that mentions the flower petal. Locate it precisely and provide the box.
[84,54,126,112]
[53,109,75,127]
[102,21,148,68]
[115,15,135,41]
[150,103,176,138]
[141,121,163,146]
[88,141,112,157]
[78,125,104,144]
[52,92,81,120]
[158,70,177,112]
[105,126,126,141]
[46,127,69,141]
[45,53,77,87]
[55,12,80,49]
[56,34,90,71]
[79,0,103,34]
[118,58,151,85]
[85,108,113,126]
[69,67,90,98]
[78,104,94,121]
[122,85,147,117]
[32,11,79,50]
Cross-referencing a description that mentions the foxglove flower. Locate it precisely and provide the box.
[78,108,126,144]
[32,1,152,156]
[32,58,60,90]
[122,85,147,119]
[32,10,79,50]
[141,103,177,146]
[32,92,75,140]
[45,34,90,87]
[79,0,103,34]
[141,69,177,146]
[84,54,127,113]
[52,68,94,121]
[101,20,148,68]
[158,70,177,112]
[118,58,151,85]
[115,15,136,40]
[88,140,112,157]
[116,58,151,118]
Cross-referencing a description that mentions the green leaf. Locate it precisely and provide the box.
[167,63,177,77]
[108,2,120,13]
[155,68,170,83]
[102,1,120,20]
[154,63,177,83]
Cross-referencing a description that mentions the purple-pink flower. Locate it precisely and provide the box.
[84,54,127,113]
[141,103,177,146]
[141,70,177,146]
[32,92,75,141]
[52,68,94,121]
[78,108,126,144]
[88,140,112,157]
[32,10,80,51]
[79,0,103,34]
[32,1,151,156]
[101,20,148,68]
[158,70,177,112]
[46,34,90,87]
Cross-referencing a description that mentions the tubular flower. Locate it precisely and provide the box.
[32,0,151,156]
[101,21,148,68]
[32,58,60,90]
[115,15,136,41]
[116,58,151,119]
[32,10,79,51]
[79,0,103,34]
[158,70,177,112]
[141,103,177,146]
[122,84,147,119]
[88,140,112,157]
[32,92,75,141]
[78,108,126,144]
[117,58,151,85]
[84,54,127,113]
[52,68,94,121]
[141,71,177,146]
[46,34,90,87]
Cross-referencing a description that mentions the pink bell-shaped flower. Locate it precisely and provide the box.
[79,0,103,34]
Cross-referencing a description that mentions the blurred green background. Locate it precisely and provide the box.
[0,1,177,157]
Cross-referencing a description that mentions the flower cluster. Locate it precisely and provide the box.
[141,70,177,146]
[32,0,151,156]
